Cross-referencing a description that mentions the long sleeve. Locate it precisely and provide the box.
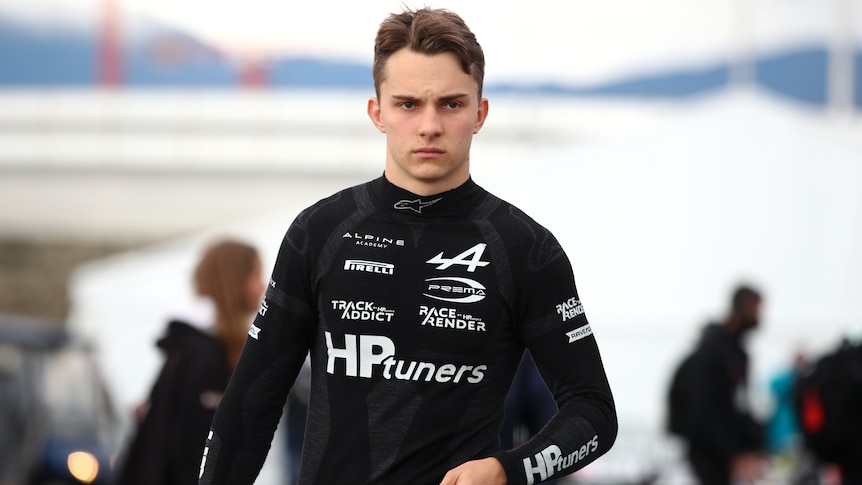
[492,231,617,484]
[199,222,317,484]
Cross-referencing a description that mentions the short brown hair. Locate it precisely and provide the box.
[372,7,485,98]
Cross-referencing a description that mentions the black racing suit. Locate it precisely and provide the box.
[199,176,617,485]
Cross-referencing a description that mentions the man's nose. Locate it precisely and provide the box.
[417,108,443,137]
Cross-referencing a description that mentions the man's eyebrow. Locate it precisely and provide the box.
[389,93,470,103]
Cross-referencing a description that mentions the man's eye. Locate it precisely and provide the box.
[401,102,416,109]
[445,102,461,109]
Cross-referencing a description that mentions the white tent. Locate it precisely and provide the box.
[68,89,862,483]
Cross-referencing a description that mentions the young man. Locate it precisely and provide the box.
[199,8,617,485]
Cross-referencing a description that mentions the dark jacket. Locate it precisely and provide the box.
[669,324,764,465]
[114,320,230,485]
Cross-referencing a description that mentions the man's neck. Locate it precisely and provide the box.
[383,171,470,196]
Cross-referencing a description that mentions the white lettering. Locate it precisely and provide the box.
[523,436,599,483]
[344,260,395,275]
[556,297,585,321]
[324,332,486,385]
[566,324,593,344]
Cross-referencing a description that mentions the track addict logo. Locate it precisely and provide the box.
[332,300,395,322]
[325,331,487,384]
[523,436,600,485]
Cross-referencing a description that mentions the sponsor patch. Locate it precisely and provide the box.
[344,259,395,275]
[565,324,593,343]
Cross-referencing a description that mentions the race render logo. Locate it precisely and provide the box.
[332,300,395,322]
[420,305,486,332]
[556,297,585,322]
[342,232,406,249]
[523,435,600,485]
[324,331,487,384]
[344,259,395,275]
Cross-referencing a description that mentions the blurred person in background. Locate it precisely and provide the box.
[794,336,862,485]
[199,6,617,485]
[764,350,806,474]
[113,239,264,485]
[667,284,767,485]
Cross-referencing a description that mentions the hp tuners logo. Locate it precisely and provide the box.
[324,331,486,384]
[523,436,599,485]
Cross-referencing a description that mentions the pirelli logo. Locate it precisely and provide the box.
[344,259,394,275]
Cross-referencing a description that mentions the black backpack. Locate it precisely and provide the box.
[666,352,697,438]
[794,340,862,465]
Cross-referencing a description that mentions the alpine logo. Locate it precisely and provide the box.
[344,259,394,275]
[427,243,489,272]
[423,277,486,304]
[248,324,262,340]
[394,197,443,213]
[566,324,593,343]
[342,232,406,249]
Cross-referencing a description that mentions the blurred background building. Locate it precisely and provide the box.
[1,0,861,483]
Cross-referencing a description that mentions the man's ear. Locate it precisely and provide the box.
[367,97,385,133]
[474,97,489,134]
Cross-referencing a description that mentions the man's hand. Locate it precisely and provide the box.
[439,457,507,485]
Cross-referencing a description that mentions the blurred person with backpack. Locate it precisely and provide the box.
[666,284,768,485]
[113,239,265,485]
[794,337,862,485]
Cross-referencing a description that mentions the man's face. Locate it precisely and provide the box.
[741,298,761,332]
[368,48,488,196]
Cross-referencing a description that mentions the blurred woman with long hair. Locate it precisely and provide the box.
[114,239,264,485]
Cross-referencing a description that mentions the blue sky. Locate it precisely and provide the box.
[0,0,860,84]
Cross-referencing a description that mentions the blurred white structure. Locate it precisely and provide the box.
[35,87,862,483]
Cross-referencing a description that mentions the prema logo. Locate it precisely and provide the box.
[423,277,486,304]
[325,331,486,384]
